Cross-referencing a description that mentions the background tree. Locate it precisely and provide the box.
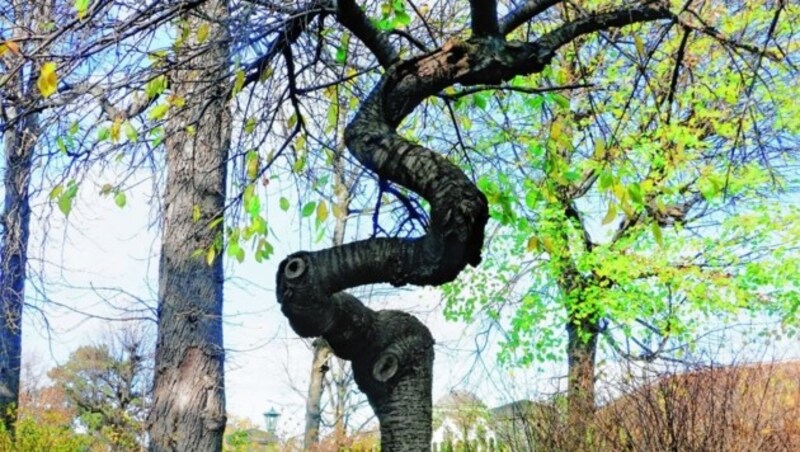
[441,0,800,440]
[48,324,151,449]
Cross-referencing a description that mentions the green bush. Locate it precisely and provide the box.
[0,416,93,452]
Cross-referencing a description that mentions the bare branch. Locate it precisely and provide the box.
[499,0,561,35]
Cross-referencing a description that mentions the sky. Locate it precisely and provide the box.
[15,164,563,439]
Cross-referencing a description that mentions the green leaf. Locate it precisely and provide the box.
[394,10,411,26]
[301,201,316,218]
[145,75,167,99]
[149,104,169,121]
[57,182,78,216]
[124,122,138,142]
[114,191,127,208]
[551,94,570,109]
[473,94,488,110]
[335,47,347,64]
[97,127,110,141]
[233,68,245,95]
[246,192,260,217]
[244,117,257,134]
[279,197,290,212]
[651,221,664,247]
[56,137,68,154]
[49,185,64,201]
[193,205,201,222]
[627,183,644,205]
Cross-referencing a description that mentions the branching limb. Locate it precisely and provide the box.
[499,0,561,35]
[336,0,399,68]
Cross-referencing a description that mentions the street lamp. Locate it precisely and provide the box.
[263,407,280,433]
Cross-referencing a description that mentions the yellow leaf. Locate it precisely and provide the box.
[593,140,606,160]
[526,236,539,252]
[37,62,58,98]
[602,204,617,225]
[316,201,328,222]
[192,205,201,222]
[551,120,562,141]
[196,23,210,44]
[246,154,259,180]
[206,246,216,266]
[168,94,185,108]
[110,118,122,143]
[542,237,555,254]
[634,34,645,59]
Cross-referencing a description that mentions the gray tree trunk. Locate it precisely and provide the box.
[566,317,598,446]
[304,108,350,450]
[0,1,46,430]
[0,95,36,432]
[303,338,331,449]
[148,2,230,449]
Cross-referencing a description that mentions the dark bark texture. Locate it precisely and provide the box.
[148,1,231,450]
[277,2,673,449]
[0,1,46,430]
[0,91,36,432]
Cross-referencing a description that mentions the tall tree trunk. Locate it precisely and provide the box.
[333,356,347,443]
[566,316,598,446]
[304,94,351,450]
[304,338,330,449]
[148,2,230,449]
[0,1,45,429]
[0,103,36,432]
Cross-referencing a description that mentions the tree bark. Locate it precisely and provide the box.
[566,317,598,445]
[148,2,230,450]
[0,1,46,430]
[303,338,331,449]
[0,98,36,432]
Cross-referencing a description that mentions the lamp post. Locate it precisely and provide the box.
[263,407,280,434]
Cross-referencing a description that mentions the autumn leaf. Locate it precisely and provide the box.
[37,62,58,98]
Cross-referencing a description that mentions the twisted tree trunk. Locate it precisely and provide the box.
[277,3,672,449]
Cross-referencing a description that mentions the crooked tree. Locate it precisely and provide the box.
[274,0,690,448]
